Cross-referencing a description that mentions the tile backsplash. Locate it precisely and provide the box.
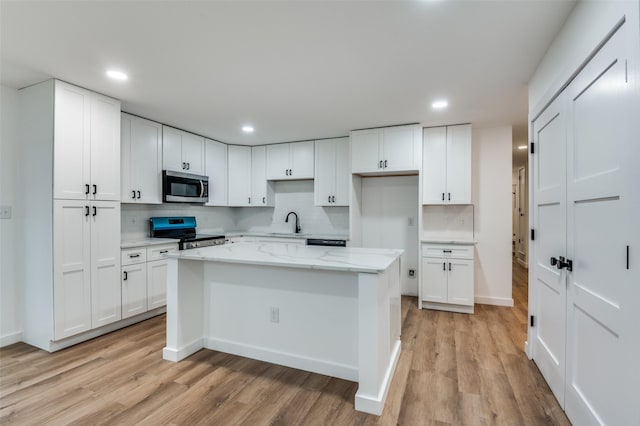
[121,180,349,240]
[422,204,474,241]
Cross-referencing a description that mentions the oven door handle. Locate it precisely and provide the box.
[200,180,204,198]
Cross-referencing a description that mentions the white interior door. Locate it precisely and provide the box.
[564,25,639,426]
[531,92,567,405]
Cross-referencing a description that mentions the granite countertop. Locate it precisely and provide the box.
[421,239,477,245]
[169,242,402,273]
[225,232,350,241]
[121,238,180,249]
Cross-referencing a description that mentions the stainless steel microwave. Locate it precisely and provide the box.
[162,170,208,203]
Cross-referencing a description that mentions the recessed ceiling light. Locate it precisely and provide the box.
[518,145,528,150]
[432,100,448,109]
[242,125,254,133]
[106,70,128,81]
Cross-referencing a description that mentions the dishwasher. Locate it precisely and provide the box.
[306,238,347,247]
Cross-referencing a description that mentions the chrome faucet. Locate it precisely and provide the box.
[285,211,301,233]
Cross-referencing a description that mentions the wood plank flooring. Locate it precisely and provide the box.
[0,261,569,425]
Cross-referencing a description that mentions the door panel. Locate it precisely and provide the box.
[447,259,473,306]
[314,139,335,206]
[162,126,184,172]
[421,257,447,303]
[53,200,91,339]
[147,260,168,310]
[564,25,638,425]
[54,81,90,200]
[90,201,121,328]
[227,145,252,206]
[446,124,472,204]
[382,126,415,171]
[266,143,290,179]
[134,117,163,204]
[122,264,147,319]
[205,139,228,206]
[89,93,120,201]
[422,127,447,204]
[181,132,205,175]
[290,141,314,179]
[351,130,381,173]
[334,137,350,206]
[532,93,567,405]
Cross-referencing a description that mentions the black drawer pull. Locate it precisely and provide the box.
[159,250,168,254]
[129,253,140,258]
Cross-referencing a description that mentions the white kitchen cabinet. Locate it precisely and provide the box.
[251,146,274,206]
[52,199,121,339]
[351,124,421,174]
[421,243,474,314]
[121,262,147,319]
[314,137,349,206]
[147,260,168,310]
[205,139,228,206]
[228,145,252,206]
[162,126,205,175]
[422,124,472,204]
[53,200,92,340]
[54,80,120,201]
[121,113,163,204]
[266,141,314,180]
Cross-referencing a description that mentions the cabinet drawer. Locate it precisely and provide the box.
[147,244,178,261]
[121,248,147,266]
[422,244,474,260]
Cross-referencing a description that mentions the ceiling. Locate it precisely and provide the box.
[1,1,575,145]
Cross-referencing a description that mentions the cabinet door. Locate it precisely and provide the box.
[314,139,335,206]
[382,125,418,171]
[447,259,474,306]
[421,257,448,303]
[205,139,228,206]
[266,143,290,179]
[120,113,134,202]
[90,201,121,328]
[53,200,91,340]
[251,146,272,206]
[89,93,121,201]
[351,129,381,173]
[162,126,184,172]
[290,141,314,179]
[422,127,447,204]
[122,263,147,319]
[147,259,168,310]
[181,132,205,175]
[228,145,252,206]
[54,81,91,200]
[133,116,163,204]
[446,124,472,204]
[333,137,350,206]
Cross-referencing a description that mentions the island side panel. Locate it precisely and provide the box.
[163,258,205,361]
[355,257,402,416]
[203,262,359,381]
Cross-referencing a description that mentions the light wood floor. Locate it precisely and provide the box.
[0,261,569,425]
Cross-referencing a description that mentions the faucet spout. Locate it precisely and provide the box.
[285,211,301,233]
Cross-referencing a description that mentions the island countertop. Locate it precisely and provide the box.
[169,242,403,273]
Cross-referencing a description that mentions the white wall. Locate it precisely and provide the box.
[234,180,349,236]
[529,1,635,116]
[0,84,22,345]
[472,126,513,306]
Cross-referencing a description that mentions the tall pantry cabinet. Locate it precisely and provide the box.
[19,80,122,351]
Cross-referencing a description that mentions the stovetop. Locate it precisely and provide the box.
[149,216,225,250]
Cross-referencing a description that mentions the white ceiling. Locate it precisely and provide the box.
[1,1,575,145]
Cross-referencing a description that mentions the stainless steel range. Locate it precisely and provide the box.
[149,216,225,250]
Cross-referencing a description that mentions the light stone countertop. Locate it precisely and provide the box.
[421,239,477,245]
[224,231,350,241]
[169,242,402,273]
[121,238,180,249]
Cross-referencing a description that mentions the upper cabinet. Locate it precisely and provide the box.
[351,124,421,174]
[121,113,163,204]
[314,137,350,206]
[251,146,274,207]
[266,141,314,180]
[422,124,472,205]
[54,80,121,201]
[205,139,228,206]
[228,145,252,206]
[162,126,205,175]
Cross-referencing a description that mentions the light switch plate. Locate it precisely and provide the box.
[0,205,11,219]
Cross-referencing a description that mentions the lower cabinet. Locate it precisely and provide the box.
[421,243,474,314]
[121,243,177,318]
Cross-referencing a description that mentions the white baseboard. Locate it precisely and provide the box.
[205,336,358,382]
[163,337,204,362]
[0,331,22,348]
[355,339,402,416]
[475,296,514,307]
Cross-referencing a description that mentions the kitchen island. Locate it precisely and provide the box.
[163,242,403,415]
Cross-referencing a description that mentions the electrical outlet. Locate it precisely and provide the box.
[0,205,12,219]
[408,217,414,226]
[409,269,415,278]
[270,307,279,323]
